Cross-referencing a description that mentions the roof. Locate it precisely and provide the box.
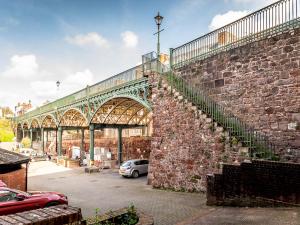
[0,148,30,165]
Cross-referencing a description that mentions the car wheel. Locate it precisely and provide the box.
[45,201,59,207]
[132,170,139,178]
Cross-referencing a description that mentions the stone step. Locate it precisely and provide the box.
[205,118,212,123]
[168,83,252,153]
[178,96,184,101]
[191,106,198,111]
[216,126,224,132]
[239,147,249,155]
[200,114,207,119]
[162,83,168,89]
[187,103,193,108]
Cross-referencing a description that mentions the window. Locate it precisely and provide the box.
[141,160,149,165]
[121,161,131,167]
[134,161,141,165]
[0,191,17,202]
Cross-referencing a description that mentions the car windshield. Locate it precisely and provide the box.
[9,188,31,196]
[121,161,131,167]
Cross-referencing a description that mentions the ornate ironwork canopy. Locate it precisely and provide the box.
[91,97,152,126]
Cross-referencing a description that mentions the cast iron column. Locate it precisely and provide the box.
[58,126,62,156]
[30,128,33,148]
[81,128,85,151]
[41,128,44,152]
[117,127,123,166]
[89,124,95,164]
[45,130,48,145]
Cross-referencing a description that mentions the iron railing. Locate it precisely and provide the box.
[163,69,278,159]
[170,0,300,68]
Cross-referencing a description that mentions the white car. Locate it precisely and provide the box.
[119,159,149,178]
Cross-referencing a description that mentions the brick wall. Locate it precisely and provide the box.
[0,166,26,191]
[0,205,83,225]
[207,160,300,206]
[47,137,151,160]
[175,28,300,161]
[148,72,239,192]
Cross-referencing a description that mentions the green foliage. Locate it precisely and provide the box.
[231,137,238,145]
[86,204,138,225]
[0,119,15,142]
[21,137,31,148]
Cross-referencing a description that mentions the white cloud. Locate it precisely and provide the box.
[30,81,57,98]
[30,69,94,99]
[209,10,249,30]
[65,32,109,48]
[1,54,39,78]
[64,69,94,87]
[121,31,138,48]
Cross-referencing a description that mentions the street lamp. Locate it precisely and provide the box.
[154,12,164,58]
[56,80,61,91]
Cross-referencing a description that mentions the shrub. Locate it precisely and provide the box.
[0,119,15,142]
[21,137,31,148]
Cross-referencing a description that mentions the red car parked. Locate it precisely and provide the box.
[0,187,68,215]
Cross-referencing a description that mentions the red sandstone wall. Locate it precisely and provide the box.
[148,73,237,192]
[175,28,300,159]
[0,167,26,191]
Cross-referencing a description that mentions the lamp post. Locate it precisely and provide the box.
[154,12,164,58]
[56,80,60,91]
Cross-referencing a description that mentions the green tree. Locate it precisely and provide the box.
[0,119,15,142]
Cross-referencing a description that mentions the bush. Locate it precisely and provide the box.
[21,137,31,148]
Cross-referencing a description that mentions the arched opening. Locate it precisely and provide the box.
[41,115,57,128]
[58,109,88,157]
[30,119,40,148]
[30,119,40,129]
[41,115,57,154]
[59,109,88,127]
[22,122,30,139]
[89,97,152,167]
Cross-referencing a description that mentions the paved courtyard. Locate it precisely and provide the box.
[28,161,300,225]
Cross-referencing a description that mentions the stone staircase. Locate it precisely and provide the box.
[159,75,272,161]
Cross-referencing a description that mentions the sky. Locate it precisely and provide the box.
[0,0,278,110]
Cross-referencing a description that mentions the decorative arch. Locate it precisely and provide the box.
[22,121,29,130]
[41,114,57,128]
[17,123,22,129]
[90,96,152,126]
[30,118,40,128]
[59,108,88,127]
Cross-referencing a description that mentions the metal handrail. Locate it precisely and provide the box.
[171,0,300,68]
[163,67,278,160]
